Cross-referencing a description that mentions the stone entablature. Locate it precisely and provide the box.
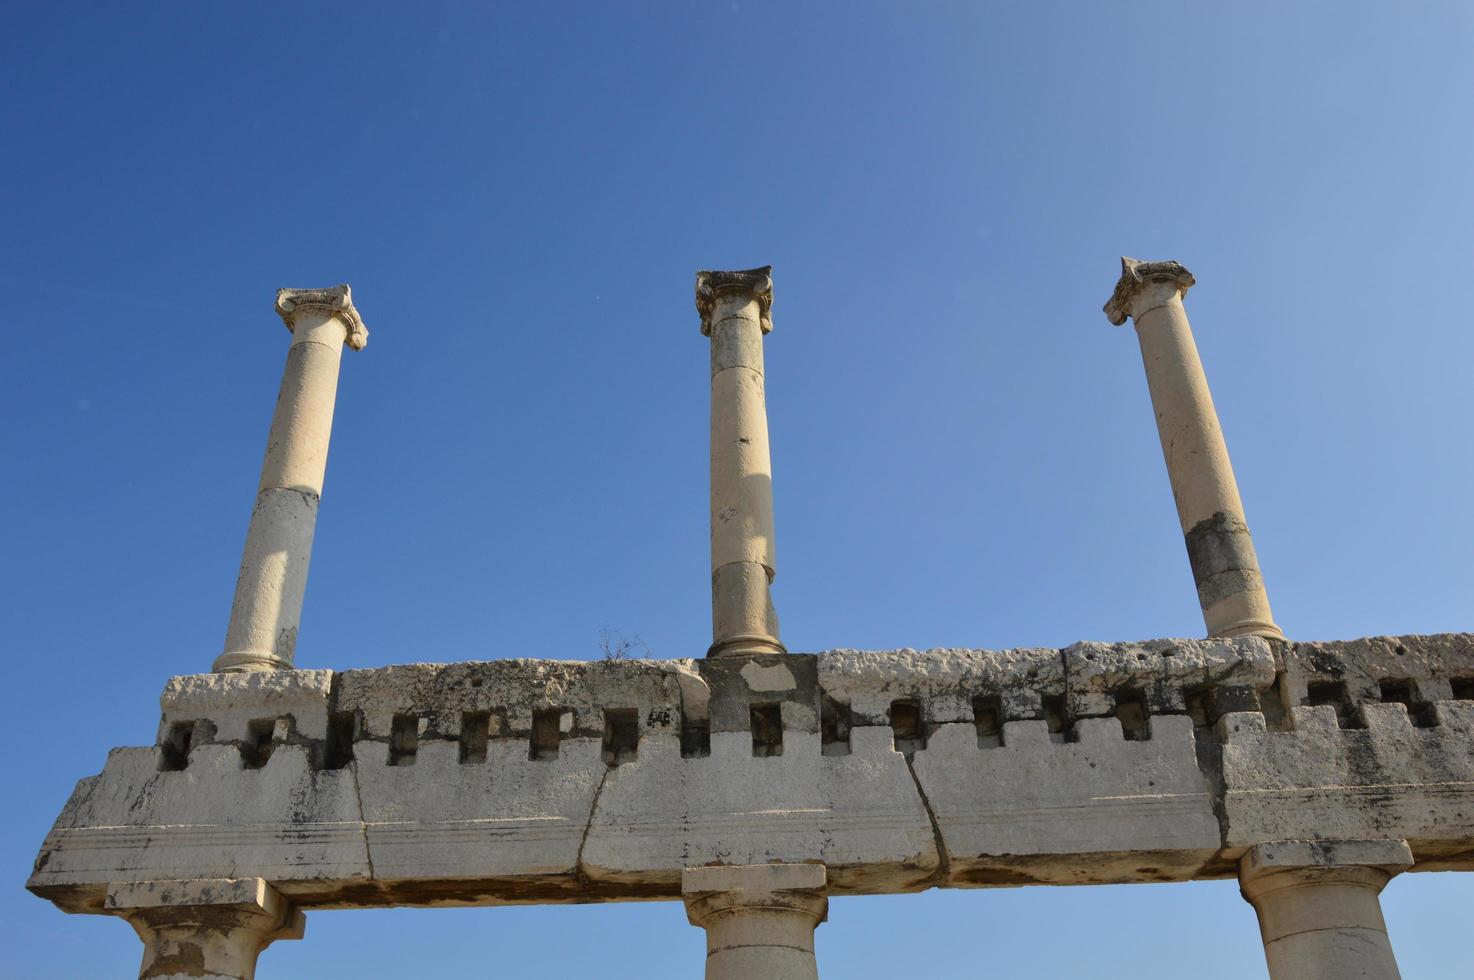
[30,633,1474,914]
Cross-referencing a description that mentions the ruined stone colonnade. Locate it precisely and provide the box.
[29,262,1473,979]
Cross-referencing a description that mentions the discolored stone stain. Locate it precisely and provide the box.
[144,942,206,978]
[953,865,1048,887]
[1304,644,1350,679]
[1183,511,1264,608]
[700,653,819,734]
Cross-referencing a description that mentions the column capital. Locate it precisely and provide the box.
[1240,839,1413,897]
[107,878,304,979]
[1103,256,1195,325]
[276,285,369,350]
[107,877,303,934]
[682,863,827,927]
[696,266,773,336]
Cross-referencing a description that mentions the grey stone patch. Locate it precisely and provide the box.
[334,658,686,742]
[1063,636,1275,719]
[1281,633,1474,707]
[699,653,819,734]
[1184,512,1265,610]
[818,647,1062,726]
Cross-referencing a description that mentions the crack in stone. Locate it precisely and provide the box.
[902,753,950,887]
[574,766,611,886]
[1193,729,1232,858]
[255,485,320,508]
[708,943,815,956]
[347,761,377,881]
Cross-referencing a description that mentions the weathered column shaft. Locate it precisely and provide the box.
[697,267,785,657]
[214,286,367,673]
[1239,840,1411,980]
[684,863,827,980]
[107,878,304,980]
[1103,258,1281,639]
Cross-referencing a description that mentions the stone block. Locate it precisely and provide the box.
[1063,636,1275,718]
[1221,681,1474,860]
[334,658,686,742]
[583,727,937,893]
[1280,633,1474,711]
[29,742,368,912]
[356,736,606,887]
[912,713,1222,886]
[160,669,334,743]
[818,647,1062,726]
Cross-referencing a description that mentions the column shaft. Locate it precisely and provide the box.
[1104,258,1281,639]
[214,287,366,673]
[684,864,827,980]
[1239,840,1411,980]
[698,267,785,657]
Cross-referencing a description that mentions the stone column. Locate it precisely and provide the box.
[1103,257,1282,639]
[697,267,786,657]
[107,878,305,980]
[213,286,368,673]
[683,863,827,980]
[1239,840,1412,980]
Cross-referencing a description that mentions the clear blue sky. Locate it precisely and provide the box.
[4,3,1472,977]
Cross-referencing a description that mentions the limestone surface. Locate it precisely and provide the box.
[30,633,1474,914]
[1102,257,1281,639]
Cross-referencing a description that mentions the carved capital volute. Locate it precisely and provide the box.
[276,285,369,350]
[696,266,774,336]
[1103,257,1195,325]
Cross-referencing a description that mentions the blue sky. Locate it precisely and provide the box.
[3,2,1472,976]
